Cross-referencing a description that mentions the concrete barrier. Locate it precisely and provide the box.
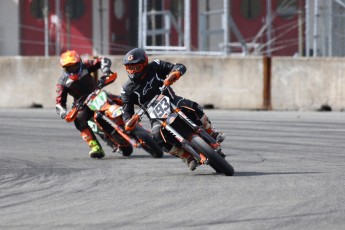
[0,55,344,111]
[272,57,345,111]
[157,56,264,110]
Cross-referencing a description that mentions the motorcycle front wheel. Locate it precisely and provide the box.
[190,135,234,176]
[132,126,163,158]
[120,145,133,156]
[107,130,133,156]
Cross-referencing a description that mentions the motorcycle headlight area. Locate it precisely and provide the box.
[108,105,123,118]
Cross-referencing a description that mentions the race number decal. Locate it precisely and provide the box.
[149,96,170,118]
[87,91,107,111]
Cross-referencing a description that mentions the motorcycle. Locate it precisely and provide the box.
[65,73,163,158]
[126,85,235,176]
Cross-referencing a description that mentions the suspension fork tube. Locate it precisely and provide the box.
[98,113,141,147]
[171,105,217,145]
[159,120,202,162]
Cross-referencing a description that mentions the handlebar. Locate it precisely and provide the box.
[65,72,117,123]
[124,85,169,130]
[98,72,117,89]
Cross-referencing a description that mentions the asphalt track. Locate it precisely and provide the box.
[1,109,345,230]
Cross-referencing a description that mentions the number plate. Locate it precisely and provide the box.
[87,91,108,111]
[148,96,171,119]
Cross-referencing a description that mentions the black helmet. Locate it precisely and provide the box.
[123,48,148,81]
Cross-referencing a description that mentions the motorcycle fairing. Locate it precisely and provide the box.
[88,120,104,135]
[105,105,123,118]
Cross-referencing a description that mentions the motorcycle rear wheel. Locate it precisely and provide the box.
[191,135,234,176]
[132,126,163,158]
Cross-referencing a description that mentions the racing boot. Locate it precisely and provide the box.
[168,146,198,171]
[200,114,226,143]
[81,128,105,159]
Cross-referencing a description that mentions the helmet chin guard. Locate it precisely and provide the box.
[63,62,82,80]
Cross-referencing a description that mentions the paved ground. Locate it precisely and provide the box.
[0,109,345,230]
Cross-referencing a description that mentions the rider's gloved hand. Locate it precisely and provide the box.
[60,110,67,119]
[164,71,181,86]
[56,104,67,119]
[99,71,116,88]
[101,57,112,75]
[125,114,140,131]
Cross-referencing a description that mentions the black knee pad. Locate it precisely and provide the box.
[74,108,93,131]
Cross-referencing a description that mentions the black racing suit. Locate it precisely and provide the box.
[56,57,120,134]
[121,59,205,151]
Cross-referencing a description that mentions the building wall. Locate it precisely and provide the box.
[0,0,305,57]
[20,0,94,56]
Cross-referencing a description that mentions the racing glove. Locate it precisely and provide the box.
[98,71,116,88]
[101,57,112,76]
[56,104,67,119]
[125,114,140,131]
[164,71,181,86]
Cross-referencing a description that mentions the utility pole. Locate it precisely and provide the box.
[266,0,272,57]
[313,0,319,57]
[99,0,104,54]
[66,3,71,50]
[55,0,60,55]
[305,0,310,57]
[43,0,49,56]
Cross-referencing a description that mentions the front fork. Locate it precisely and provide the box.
[158,119,207,164]
[170,104,223,153]
[96,112,142,148]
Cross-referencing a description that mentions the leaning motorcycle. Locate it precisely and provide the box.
[65,73,163,158]
[126,85,235,176]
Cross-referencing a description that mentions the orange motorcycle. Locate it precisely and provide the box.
[65,73,163,158]
[126,85,234,175]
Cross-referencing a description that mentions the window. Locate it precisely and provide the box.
[65,0,85,19]
[240,0,262,20]
[277,0,298,19]
[30,0,49,19]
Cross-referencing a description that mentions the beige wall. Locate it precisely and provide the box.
[272,57,345,111]
[1,56,345,111]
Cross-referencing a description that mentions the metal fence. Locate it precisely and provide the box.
[139,0,345,57]
[305,0,345,57]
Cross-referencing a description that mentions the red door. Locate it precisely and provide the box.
[109,0,136,55]
[230,0,303,56]
[20,0,92,56]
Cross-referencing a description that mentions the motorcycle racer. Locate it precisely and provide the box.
[56,50,122,159]
[121,48,225,171]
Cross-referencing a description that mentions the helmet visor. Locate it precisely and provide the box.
[125,63,145,74]
[64,62,81,74]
